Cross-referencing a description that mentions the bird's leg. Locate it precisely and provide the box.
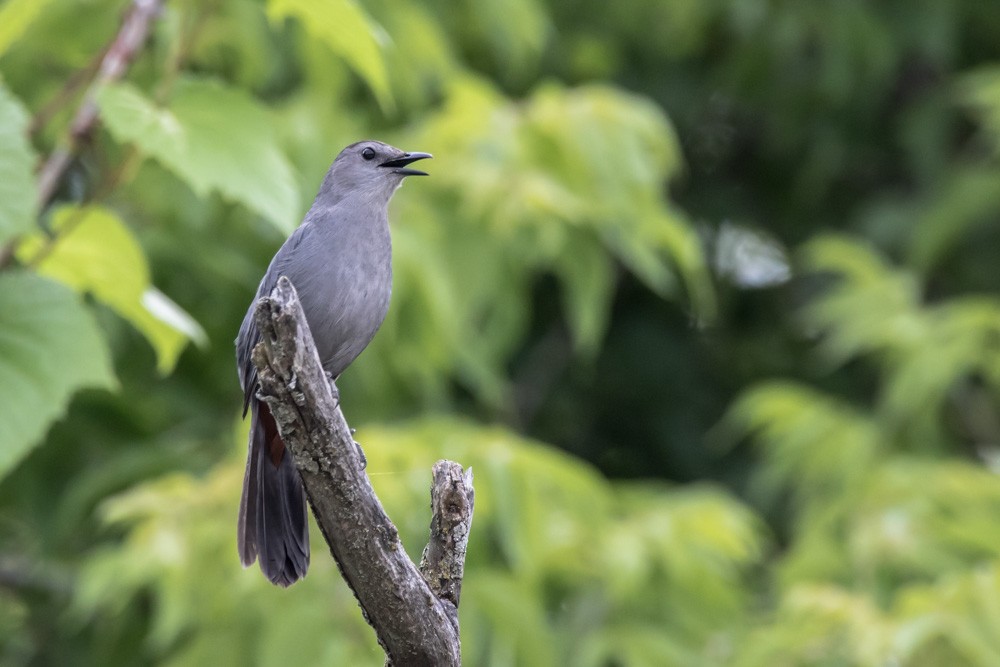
[325,371,341,410]
[343,421,366,469]
[354,437,368,470]
[325,371,366,468]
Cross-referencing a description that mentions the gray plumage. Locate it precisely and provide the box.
[236,140,430,586]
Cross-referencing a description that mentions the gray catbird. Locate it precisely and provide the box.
[235,140,431,586]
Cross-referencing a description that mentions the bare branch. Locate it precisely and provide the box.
[35,0,165,209]
[252,277,472,667]
[420,462,475,630]
[0,0,165,271]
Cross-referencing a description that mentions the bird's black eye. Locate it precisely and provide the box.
[361,147,376,161]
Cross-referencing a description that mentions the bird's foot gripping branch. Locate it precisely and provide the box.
[251,277,473,667]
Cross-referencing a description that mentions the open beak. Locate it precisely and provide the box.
[380,151,432,176]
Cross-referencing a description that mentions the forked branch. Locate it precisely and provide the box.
[252,276,473,666]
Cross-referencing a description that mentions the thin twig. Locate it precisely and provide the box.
[25,146,143,268]
[35,0,166,209]
[0,0,165,271]
[153,0,217,104]
[28,47,108,137]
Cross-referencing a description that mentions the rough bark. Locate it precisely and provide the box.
[252,276,473,666]
[419,462,475,632]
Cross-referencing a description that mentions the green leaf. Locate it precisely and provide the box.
[463,570,557,667]
[0,81,37,244]
[97,78,300,233]
[0,272,115,480]
[459,0,548,86]
[554,234,615,354]
[267,0,393,112]
[800,234,924,365]
[578,625,694,667]
[723,381,881,507]
[909,167,1000,272]
[17,205,206,373]
[0,0,54,56]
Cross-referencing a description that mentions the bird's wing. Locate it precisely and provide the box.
[236,222,316,416]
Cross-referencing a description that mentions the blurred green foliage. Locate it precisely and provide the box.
[1,0,1000,665]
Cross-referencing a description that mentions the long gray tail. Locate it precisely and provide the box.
[237,400,310,586]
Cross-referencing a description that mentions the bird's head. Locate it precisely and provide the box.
[321,140,432,206]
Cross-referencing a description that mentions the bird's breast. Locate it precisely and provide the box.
[291,225,392,377]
